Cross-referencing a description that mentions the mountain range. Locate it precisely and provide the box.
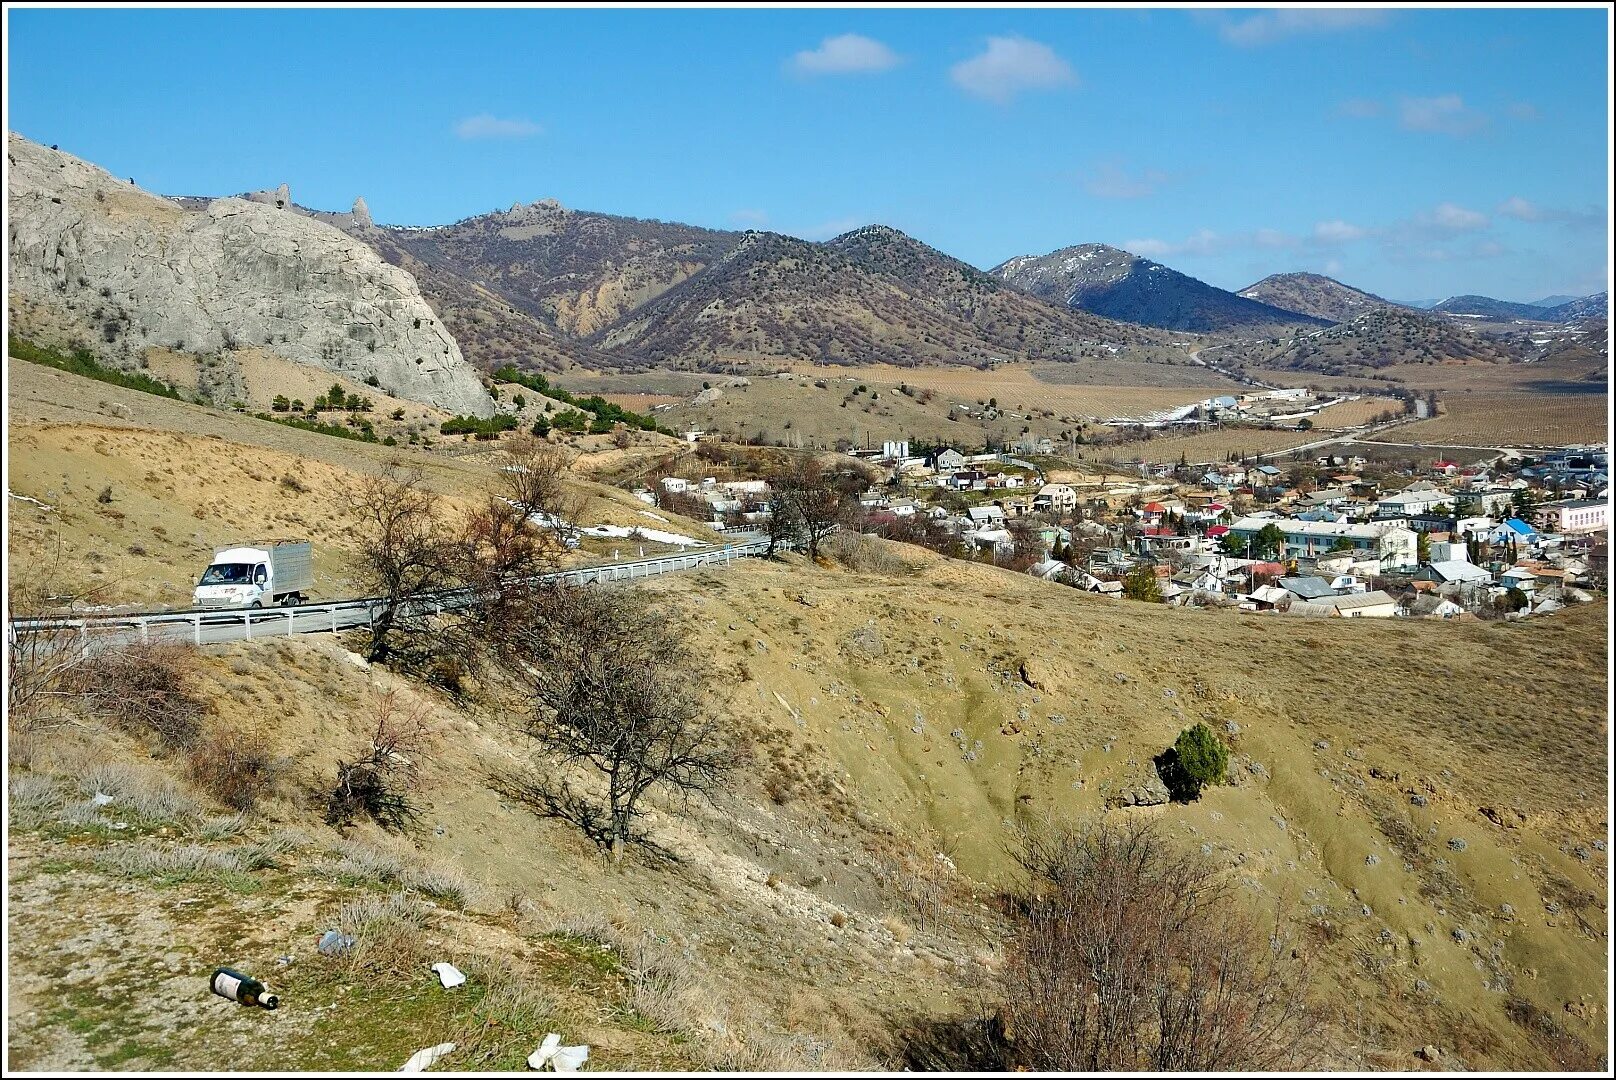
[989,244,1330,334]
[7,133,1606,386]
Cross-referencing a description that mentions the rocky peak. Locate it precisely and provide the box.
[6,133,495,417]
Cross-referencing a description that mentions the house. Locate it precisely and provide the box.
[1171,568,1224,595]
[1288,590,1400,618]
[1415,560,1493,586]
[1027,559,1072,582]
[1241,585,1292,612]
[1033,483,1079,514]
[1404,594,1464,619]
[1491,518,1541,547]
[933,449,967,472]
[1278,576,1336,603]
[967,505,1007,528]
[1500,567,1538,594]
[1228,516,1418,571]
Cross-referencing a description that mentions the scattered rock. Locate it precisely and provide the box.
[1416,1045,1441,1063]
[1447,837,1467,852]
[1224,720,1242,736]
[1107,772,1170,809]
[845,626,882,656]
[1410,794,1428,808]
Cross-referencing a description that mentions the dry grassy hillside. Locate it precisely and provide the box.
[5,362,719,607]
[6,368,1609,1072]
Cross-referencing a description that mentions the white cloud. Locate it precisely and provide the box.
[1336,98,1384,119]
[1497,196,1542,222]
[790,33,900,76]
[793,216,864,241]
[1429,202,1489,232]
[1082,162,1168,200]
[1322,257,1345,276]
[1218,10,1388,47]
[730,209,770,226]
[454,114,543,140]
[1495,196,1604,230]
[1313,219,1367,244]
[1254,228,1300,250]
[1398,94,1489,136]
[950,36,1076,104]
[1122,229,1227,259]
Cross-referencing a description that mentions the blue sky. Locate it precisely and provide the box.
[6,6,1609,301]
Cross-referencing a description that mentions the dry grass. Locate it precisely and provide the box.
[1368,392,1607,448]
[1087,425,1317,464]
[334,891,435,981]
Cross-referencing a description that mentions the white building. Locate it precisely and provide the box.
[1375,489,1456,518]
[1541,499,1608,535]
[1034,483,1079,515]
[1229,516,1418,571]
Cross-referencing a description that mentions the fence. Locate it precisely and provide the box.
[8,540,776,647]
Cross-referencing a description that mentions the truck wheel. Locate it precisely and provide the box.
[250,601,263,610]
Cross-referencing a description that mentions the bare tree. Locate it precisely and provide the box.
[350,464,458,663]
[501,584,733,860]
[449,438,580,658]
[1001,818,1317,1071]
[771,457,862,559]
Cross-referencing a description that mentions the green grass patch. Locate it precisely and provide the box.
[9,335,185,400]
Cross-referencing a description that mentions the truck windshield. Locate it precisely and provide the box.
[200,563,253,585]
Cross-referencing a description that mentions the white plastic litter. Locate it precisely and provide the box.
[399,1042,455,1072]
[528,1033,589,1072]
[91,792,115,807]
[430,962,466,989]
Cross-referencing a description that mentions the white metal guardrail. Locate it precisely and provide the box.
[9,540,778,646]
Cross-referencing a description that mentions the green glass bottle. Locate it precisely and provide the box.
[209,966,279,1010]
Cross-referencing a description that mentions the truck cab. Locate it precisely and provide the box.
[193,541,313,609]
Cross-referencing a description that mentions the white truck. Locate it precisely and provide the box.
[193,540,314,609]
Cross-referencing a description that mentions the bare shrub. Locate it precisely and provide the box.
[822,532,914,576]
[71,762,203,827]
[196,814,247,841]
[9,774,65,830]
[315,836,408,885]
[66,641,206,749]
[8,533,105,729]
[406,864,478,910]
[185,724,281,811]
[1001,818,1318,1071]
[326,692,438,830]
[95,842,244,881]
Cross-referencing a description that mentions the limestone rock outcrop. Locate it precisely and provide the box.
[6,133,494,416]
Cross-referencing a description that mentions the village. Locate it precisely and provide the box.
[634,436,1607,621]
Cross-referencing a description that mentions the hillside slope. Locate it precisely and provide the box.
[1239,272,1401,323]
[1233,307,1523,374]
[353,201,741,343]
[992,243,1329,333]
[594,230,1168,369]
[6,134,494,416]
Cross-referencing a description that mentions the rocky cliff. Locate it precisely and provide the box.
[6,133,494,416]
